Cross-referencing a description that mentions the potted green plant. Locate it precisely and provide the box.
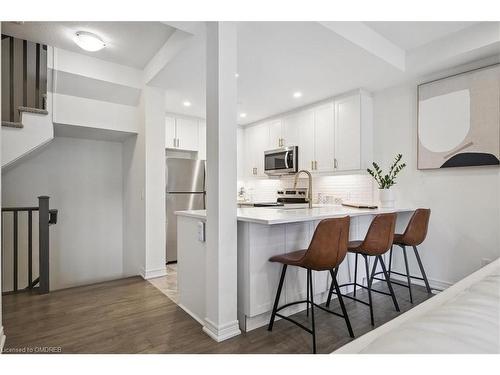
[367,154,407,208]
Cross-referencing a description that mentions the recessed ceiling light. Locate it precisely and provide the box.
[293,91,303,98]
[235,73,239,78]
[183,101,192,107]
[239,113,247,118]
[74,31,106,52]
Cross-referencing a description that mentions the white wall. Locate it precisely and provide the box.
[52,93,139,134]
[2,136,125,290]
[373,80,500,287]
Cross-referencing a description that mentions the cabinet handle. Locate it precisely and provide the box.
[334,158,338,169]
[253,167,257,175]
[177,138,180,148]
[311,161,314,170]
[173,138,176,148]
[315,161,318,170]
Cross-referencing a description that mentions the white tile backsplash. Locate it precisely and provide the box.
[238,174,374,204]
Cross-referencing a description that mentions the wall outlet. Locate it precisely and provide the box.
[481,258,492,267]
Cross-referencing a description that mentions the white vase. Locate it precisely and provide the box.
[379,188,395,208]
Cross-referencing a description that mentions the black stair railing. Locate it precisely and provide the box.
[1,196,58,295]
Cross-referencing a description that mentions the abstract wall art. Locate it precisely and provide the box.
[417,64,500,169]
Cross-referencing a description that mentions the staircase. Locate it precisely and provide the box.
[1,34,54,168]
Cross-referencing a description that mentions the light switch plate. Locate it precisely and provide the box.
[197,221,206,242]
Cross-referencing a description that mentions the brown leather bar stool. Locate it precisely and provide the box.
[326,213,400,326]
[267,216,354,354]
[372,209,432,303]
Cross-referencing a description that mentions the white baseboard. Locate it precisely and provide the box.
[390,273,452,292]
[203,318,241,342]
[0,326,5,353]
[141,266,167,280]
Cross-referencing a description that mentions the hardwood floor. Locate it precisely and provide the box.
[2,276,433,354]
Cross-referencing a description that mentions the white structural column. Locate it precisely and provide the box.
[143,86,167,278]
[203,22,241,341]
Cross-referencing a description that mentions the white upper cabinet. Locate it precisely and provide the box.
[313,102,335,173]
[244,123,269,177]
[268,120,283,149]
[335,94,361,171]
[165,115,204,155]
[176,117,199,151]
[165,116,177,149]
[198,120,206,160]
[237,127,244,180]
[283,110,314,171]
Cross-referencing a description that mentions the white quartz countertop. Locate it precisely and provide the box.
[175,206,414,225]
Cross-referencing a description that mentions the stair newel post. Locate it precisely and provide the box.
[38,196,50,294]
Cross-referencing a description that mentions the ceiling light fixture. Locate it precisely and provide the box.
[235,73,239,78]
[293,91,303,98]
[239,113,247,118]
[74,31,106,52]
[183,101,192,107]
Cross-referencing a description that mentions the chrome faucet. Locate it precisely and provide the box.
[293,170,313,208]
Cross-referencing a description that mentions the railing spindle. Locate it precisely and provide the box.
[28,210,33,288]
[38,196,50,294]
[13,211,18,293]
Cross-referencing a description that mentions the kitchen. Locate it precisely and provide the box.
[0,16,497,359]
[159,21,500,352]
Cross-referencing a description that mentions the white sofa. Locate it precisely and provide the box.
[335,258,500,354]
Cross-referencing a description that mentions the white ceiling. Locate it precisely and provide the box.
[156,21,498,124]
[1,21,175,69]
[364,21,478,51]
[159,22,410,122]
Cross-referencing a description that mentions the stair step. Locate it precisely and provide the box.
[1,121,23,129]
[18,106,48,115]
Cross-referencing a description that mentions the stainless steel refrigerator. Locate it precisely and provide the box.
[166,158,206,263]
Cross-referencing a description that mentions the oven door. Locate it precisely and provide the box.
[264,147,297,175]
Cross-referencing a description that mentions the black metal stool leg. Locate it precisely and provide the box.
[370,255,379,285]
[268,264,287,331]
[330,270,354,338]
[413,245,432,293]
[353,253,358,297]
[364,255,374,326]
[378,255,400,311]
[326,268,336,307]
[308,269,317,354]
[401,245,413,303]
[306,271,310,317]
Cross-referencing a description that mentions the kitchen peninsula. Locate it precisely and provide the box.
[176,206,414,332]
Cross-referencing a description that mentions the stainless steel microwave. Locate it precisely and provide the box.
[264,146,298,176]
